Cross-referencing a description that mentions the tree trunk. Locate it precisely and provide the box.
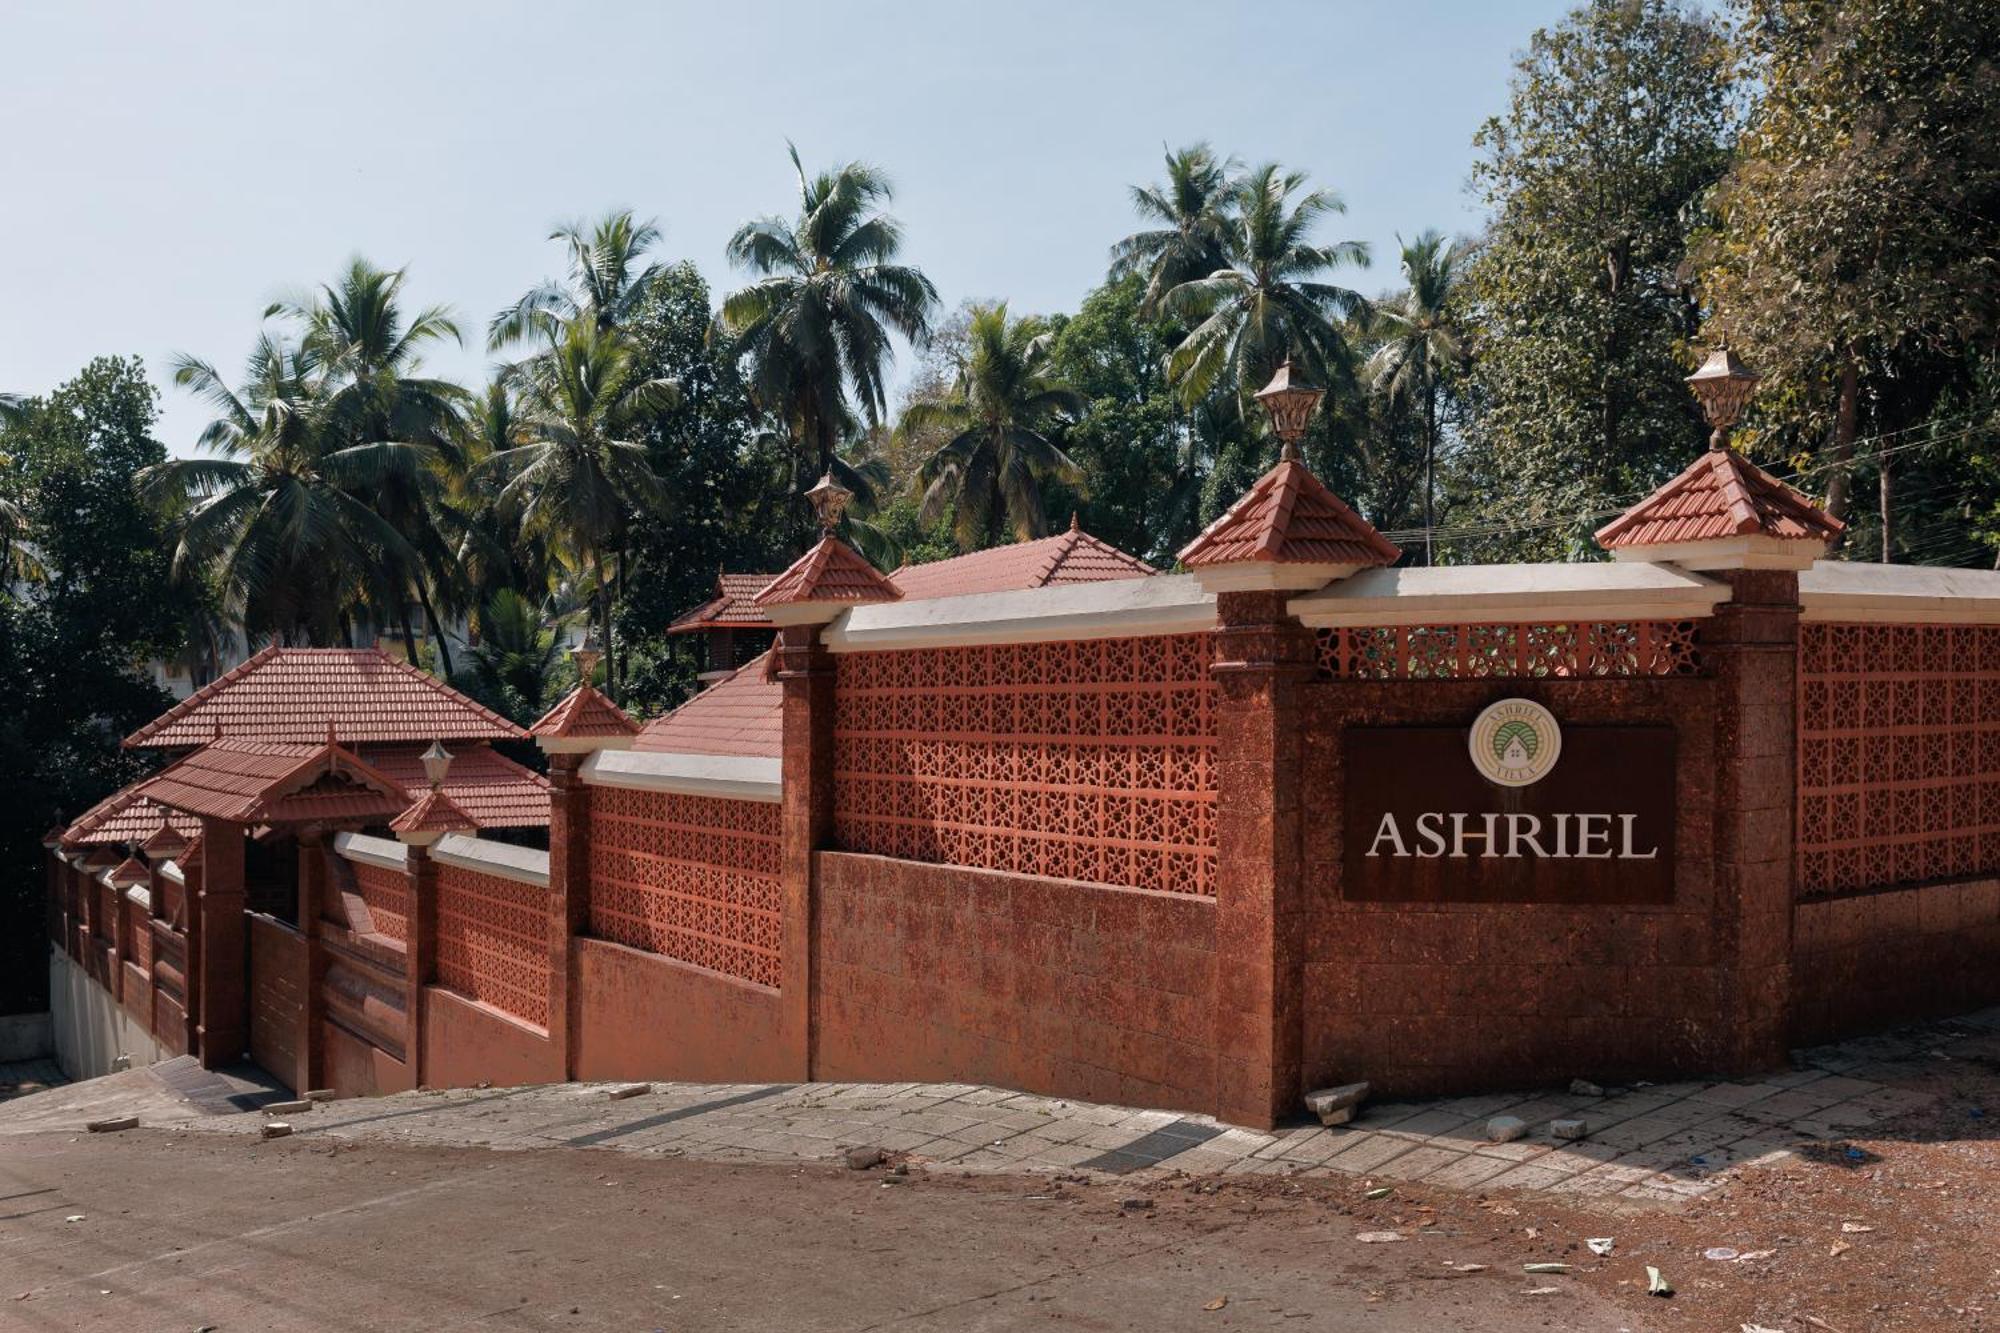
[1824,351,1860,524]
[416,582,455,678]
[1878,453,1893,564]
[398,604,420,667]
[1423,374,1438,568]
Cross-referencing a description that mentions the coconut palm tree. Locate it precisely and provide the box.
[272,259,468,667]
[904,304,1085,549]
[721,146,937,493]
[488,211,666,352]
[1108,143,1240,318]
[144,334,412,646]
[451,588,567,724]
[1366,231,1467,566]
[477,322,677,701]
[1161,164,1371,426]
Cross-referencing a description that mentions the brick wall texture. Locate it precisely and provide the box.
[1793,879,2000,1043]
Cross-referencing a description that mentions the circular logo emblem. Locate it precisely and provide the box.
[1469,698,1562,787]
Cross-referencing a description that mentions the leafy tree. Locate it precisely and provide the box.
[1160,163,1371,427]
[0,358,194,1012]
[1692,0,2000,555]
[905,303,1085,549]
[721,146,938,506]
[489,211,667,352]
[451,589,568,724]
[1456,0,1734,560]
[1108,144,1240,318]
[478,321,677,702]
[1366,231,1469,564]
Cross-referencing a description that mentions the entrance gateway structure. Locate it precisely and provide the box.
[44,353,2000,1128]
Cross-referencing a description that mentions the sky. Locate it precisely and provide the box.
[0,0,1579,458]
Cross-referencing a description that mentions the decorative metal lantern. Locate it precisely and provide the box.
[420,739,454,789]
[805,471,853,532]
[1255,360,1325,461]
[571,630,603,684]
[1686,343,1760,449]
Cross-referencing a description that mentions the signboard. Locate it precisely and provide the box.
[1342,700,1675,905]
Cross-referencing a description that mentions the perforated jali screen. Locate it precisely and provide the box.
[832,634,1219,896]
[435,861,549,1026]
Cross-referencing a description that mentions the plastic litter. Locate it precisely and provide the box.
[1356,1231,1404,1244]
[1646,1266,1673,1297]
[1840,1222,1874,1233]
[1522,1263,1571,1274]
[1586,1237,1614,1256]
[1704,1247,1740,1261]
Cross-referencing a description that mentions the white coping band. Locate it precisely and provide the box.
[158,860,185,886]
[824,573,1217,652]
[432,834,550,888]
[581,749,783,804]
[1290,562,1731,628]
[333,831,409,873]
[1800,561,2000,624]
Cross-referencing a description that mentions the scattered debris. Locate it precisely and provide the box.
[1522,1263,1570,1274]
[1523,1286,1563,1295]
[1829,1240,1853,1257]
[1840,1222,1874,1233]
[64,1215,85,1224]
[1550,1118,1588,1141]
[1586,1237,1615,1256]
[1486,1116,1529,1143]
[304,1088,335,1102]
[263,1100,313,1115]
[1705,1247,1741,1261]
[605,1084,650,1101]
[1203,1296,1227,1311]
[844,1147,886,1171]
[888,1162,909,1177]
[1735,1249,1777,1262]
[1743,1325,1786,1333]
[86,1116,138,1133]
[1569,1079,1605,1097]
[1646,1266,1674,1297]
[261,1122,293,1140]
[1356,1231,1404,1244]
[1445,1263,1487,1273]
[1120,1198,1155,1213]
[1363,1187,1394,1200]
[1304,1082,1371,1127]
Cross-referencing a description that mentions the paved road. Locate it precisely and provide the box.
[0,1128,1652,1332]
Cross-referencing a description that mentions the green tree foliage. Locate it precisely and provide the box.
[1366,232,1469,565]
[722,146,938,504]
[905,304,1084,550]
[451,588,568,724]
[489,211,668,352]
[0,358,195,1011]
[1693,0,2000,558]
[1108,144,1239,318]
[1456,0,1735,560]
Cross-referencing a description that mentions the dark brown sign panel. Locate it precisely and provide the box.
[1342,726,1676,905]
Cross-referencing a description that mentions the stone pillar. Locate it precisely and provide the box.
[1209,591,1318,1129]
[109,871,128,1003]
[195,819,248,1069]
[296,830,327,1091]
[776,623,834,1080]
[1707,568,1801,1070]
[405,843,440,1084]
[181,860,204,1054]
[547,754,588,1078]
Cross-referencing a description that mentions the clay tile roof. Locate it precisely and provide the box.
[359,744,550,829]
[106,856,151,888]
[668,573,781,633]
[139,817,192,858]
[388,786,478,837]
[889,521,1156,601]
[61,784,201,850]
[634,651,783,759]
[530,684,641,741]
[124,647,528,749]
[1178,458,1401,569]
[133,738,409,826]
[755,537,902,608]
[1595,446,1847,550]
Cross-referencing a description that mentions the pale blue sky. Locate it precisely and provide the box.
[1,0,1579,456]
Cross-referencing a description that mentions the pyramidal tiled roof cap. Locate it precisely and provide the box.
[124,646,528,750]
[1179,457,1401,592]
[106,855,152,888]
[668,572,782,633]
[530,683,641,753]
[1595,444,1845,570]
[389,785,478,843]
[754,535,902,625]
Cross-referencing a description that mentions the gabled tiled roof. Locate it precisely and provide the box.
[1595,446,1846,550]
[61,784,201,850]
[125,647,528,749]
[134,738,409,826]
[106,856,151,888]
[755,537,902,608]
[1179,458,1401,569]
[889,521,1155,600]
[530,684,640,741]
[668,573,781,633]
[388,786,477,838]
[634,652,783,759]
[359,744,550,829]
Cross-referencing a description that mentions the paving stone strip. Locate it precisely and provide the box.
[564,1085,795,1147]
